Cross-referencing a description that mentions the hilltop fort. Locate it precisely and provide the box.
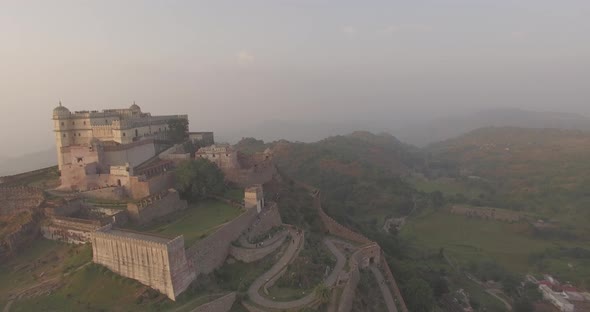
[0,103,407,311]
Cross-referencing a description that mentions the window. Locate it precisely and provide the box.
[123,132,126,137]
[78,133,81,136]
[72,121,75,125]
[83,121,86,125]
[61,122,64,126]
[63,134,66,137]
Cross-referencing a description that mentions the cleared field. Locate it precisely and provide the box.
[137,199,243,247]
[401,210,590,278]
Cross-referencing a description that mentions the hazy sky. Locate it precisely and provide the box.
[1,0,590,156]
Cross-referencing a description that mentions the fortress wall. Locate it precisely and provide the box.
[0,166,56,186]
[315,197,371,245]
[222,165,276,188]
[126,189,187,224]
[128,172,174,200]
[246,202,282,240]
[187,207,259,276]
[228,232,286,263]
[0,186,44,216]
[91,226,195,300]
[103,141,156,168]
[41,217,102,244]
[380,250,409,312]
[193,292,237,312]
[77,186,125,201]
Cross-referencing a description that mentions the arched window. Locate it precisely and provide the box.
[63,134,66,138]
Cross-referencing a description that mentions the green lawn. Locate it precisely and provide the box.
[137,200,243,247]
[407,176,490,199]
[401,210,590,276]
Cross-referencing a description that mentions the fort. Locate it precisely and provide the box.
[0,104,408,311]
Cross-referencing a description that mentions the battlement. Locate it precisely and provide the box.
[0,186,45,216]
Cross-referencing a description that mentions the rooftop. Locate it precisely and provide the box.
[107,228,175,244]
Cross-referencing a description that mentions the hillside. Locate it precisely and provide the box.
[395,108,590,147]
[426,127,590,223]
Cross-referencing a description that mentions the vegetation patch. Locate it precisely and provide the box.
[135,200,243,247]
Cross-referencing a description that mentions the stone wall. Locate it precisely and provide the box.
[193,292,236,312]
[128,172,174,200]
[126,189,187,224]
[314,196,371,245]
[380,250,409,312]
[41,216,102,244]
[91,225,195,301]
[0,186,44,215]
[247,202,282,240]
[187,207,259,276]
[222,165,276,188]
[229,231,286,263]
[76,186,125,201]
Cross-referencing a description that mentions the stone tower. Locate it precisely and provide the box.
[53,102,72,170]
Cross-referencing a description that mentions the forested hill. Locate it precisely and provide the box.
[237,132,429,230]
[425,127,590,227]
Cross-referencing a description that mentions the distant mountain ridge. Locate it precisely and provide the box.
[395,108,590,147]
[0,147,56,176]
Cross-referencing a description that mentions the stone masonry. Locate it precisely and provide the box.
[91,225,195,300]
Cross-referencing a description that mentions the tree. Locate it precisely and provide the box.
[314,283,331,304]
[174,159,225,201]
[403,278,435,312]
[167,119,189,143]
[513,298,534,312]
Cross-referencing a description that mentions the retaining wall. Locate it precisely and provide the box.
[126,189,187,224]
[91,225,195,301]
[229,231,286,263]
[41,216,102,244]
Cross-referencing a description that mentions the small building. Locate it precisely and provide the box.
[188,132,214,145]
[195,144,239,170]
[245,185,264,213]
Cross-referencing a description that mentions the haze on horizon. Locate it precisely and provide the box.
[1,0,590,157]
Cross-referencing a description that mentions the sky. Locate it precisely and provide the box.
[1,0,590,156]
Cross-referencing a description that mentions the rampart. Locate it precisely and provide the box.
[91,225,195,300]
[0,166,56,186]
[222,164,276,188]
[76,186,125,201]
[314,196,372,245]
[229,230,287,263]
[300,180,408,312]
[193,292,237,312]
[128,171,175,200]
[126,189,187,224]
[41,216,102,244]
[0,186,44,215]
[187,207,259,276]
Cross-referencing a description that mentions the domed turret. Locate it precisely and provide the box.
[129,101,141,113]
[53,101,70,118]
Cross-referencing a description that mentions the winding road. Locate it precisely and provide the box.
[246,227,347,310]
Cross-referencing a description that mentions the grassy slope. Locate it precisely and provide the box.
[402,210,590,286]
[132,200,243,247]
